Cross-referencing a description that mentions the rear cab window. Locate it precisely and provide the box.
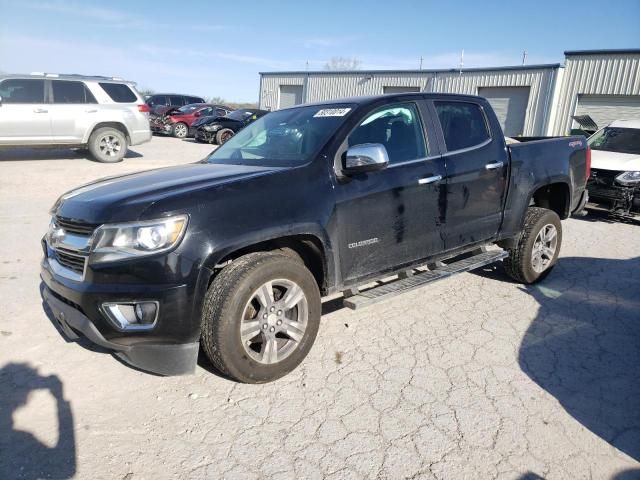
[0,78,46,103]
[52,80,97,104]
[99,82,138,103]
[434,101,490,151]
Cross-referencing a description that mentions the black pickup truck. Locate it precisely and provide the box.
[41,93,590,383]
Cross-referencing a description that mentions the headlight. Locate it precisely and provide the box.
[203,124,221,131]
[615,171,640,186]
[90,215,188,263]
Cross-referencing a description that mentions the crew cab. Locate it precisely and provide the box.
[41,93,589,383]
[586,119,640,216]
[150,103,232,138]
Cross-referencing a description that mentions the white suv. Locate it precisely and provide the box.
[0,73,152,162]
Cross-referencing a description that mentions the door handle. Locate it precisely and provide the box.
[33,108,48,113]
[418,175,443,185]
[485,161,504,170]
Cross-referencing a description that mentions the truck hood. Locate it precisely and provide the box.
[53,163,279,223]
[591,149,640,172]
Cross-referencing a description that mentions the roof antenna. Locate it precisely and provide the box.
[419,56,423,70]
[459,49,464,76]
[305,61,309,71]
[522,50,527,65]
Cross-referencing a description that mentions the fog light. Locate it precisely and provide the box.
[101,301,158,331]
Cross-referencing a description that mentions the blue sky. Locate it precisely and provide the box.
[1,0,638,102]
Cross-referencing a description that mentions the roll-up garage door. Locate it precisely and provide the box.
[279,85,303,109]
[574,95,640,129]
[477,86,530,136]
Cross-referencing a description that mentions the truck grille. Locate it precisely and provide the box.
[55,248,87,275]
[589,169,619,187]
[55,216,98,236]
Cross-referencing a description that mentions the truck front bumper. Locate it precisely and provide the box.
[40,244,210,375]
[42,286,199,375]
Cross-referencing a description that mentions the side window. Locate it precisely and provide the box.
[434,101,490,151]
[52,80,97,104]
[200,107,213,116]
[188,96,203,104]
[147,95,167,107]
[216,108,227,117]
[169,95,184,106]
[0,79,45,104]
[98,83,137,103]
[348,103,427,164]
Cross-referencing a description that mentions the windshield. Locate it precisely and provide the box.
[207,104,355,167]
[177,104,200,114]
[227,110,254,121]
[589,127,640,155]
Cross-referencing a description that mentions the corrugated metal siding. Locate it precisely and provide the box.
[260,67,558,135]
[431,67,557,135]
[551,53,640,135]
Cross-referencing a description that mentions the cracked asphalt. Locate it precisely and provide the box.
[1,137,639,479]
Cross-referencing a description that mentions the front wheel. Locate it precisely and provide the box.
[172,122,188,138]
[504,207,562,284]
[201,252,321,383]
[215,128,234,145]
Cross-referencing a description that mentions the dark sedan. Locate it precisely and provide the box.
[194,109,268,144]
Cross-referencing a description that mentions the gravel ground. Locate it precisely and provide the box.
[1,136,639,480]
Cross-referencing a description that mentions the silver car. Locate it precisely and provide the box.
[0,73,152,162]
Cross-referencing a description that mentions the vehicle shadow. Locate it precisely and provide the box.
[578,208,640,226]
[476,257,640,461]
[0,147,142,162]
[0,363,76,479]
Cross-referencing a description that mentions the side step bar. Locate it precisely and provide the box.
[342,250,508,310]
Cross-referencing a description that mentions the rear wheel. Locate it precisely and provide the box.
[172,122,188,138]
[201,252,321,383]
[504,207,562,284]
[215,128,234,145]
[88,127,127,163]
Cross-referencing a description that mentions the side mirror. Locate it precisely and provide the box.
[0,96,3,106]
[343,143,389,174]
[194,111,201,117]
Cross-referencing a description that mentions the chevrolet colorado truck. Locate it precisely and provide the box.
[41,93,590,383]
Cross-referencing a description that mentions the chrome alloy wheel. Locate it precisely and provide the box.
[174,123,188,138]
[240,279,308,365]
[99,135,122,157]
[531,224,558,273]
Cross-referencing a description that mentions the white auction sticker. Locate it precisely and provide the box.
[313,108,352,118]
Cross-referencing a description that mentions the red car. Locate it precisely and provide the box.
[152,103,232,138]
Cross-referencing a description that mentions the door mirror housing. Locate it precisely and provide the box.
[344,143,389,174]
[194,111,201,117]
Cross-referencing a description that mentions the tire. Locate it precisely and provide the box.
[215,128,234,145]
[172,122,188,138]
[88,127,128,163]
[201,252,321,383]
[503,207,562,284]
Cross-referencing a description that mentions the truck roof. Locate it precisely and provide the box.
[283,92,486,110]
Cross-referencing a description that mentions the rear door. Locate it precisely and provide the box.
[0,78,51,144]
[334,101,446,283]
[49,80,99,143]
[431,99,508,250]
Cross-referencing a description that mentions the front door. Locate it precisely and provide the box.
[0,78,51,144]
[432,100,508,250]
[334,102,446,284]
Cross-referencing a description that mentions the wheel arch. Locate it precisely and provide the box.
[85,122,131,144]
[204,231,335,294]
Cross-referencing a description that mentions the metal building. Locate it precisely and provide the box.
[548,49,640,135]
[259,49,640,137]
